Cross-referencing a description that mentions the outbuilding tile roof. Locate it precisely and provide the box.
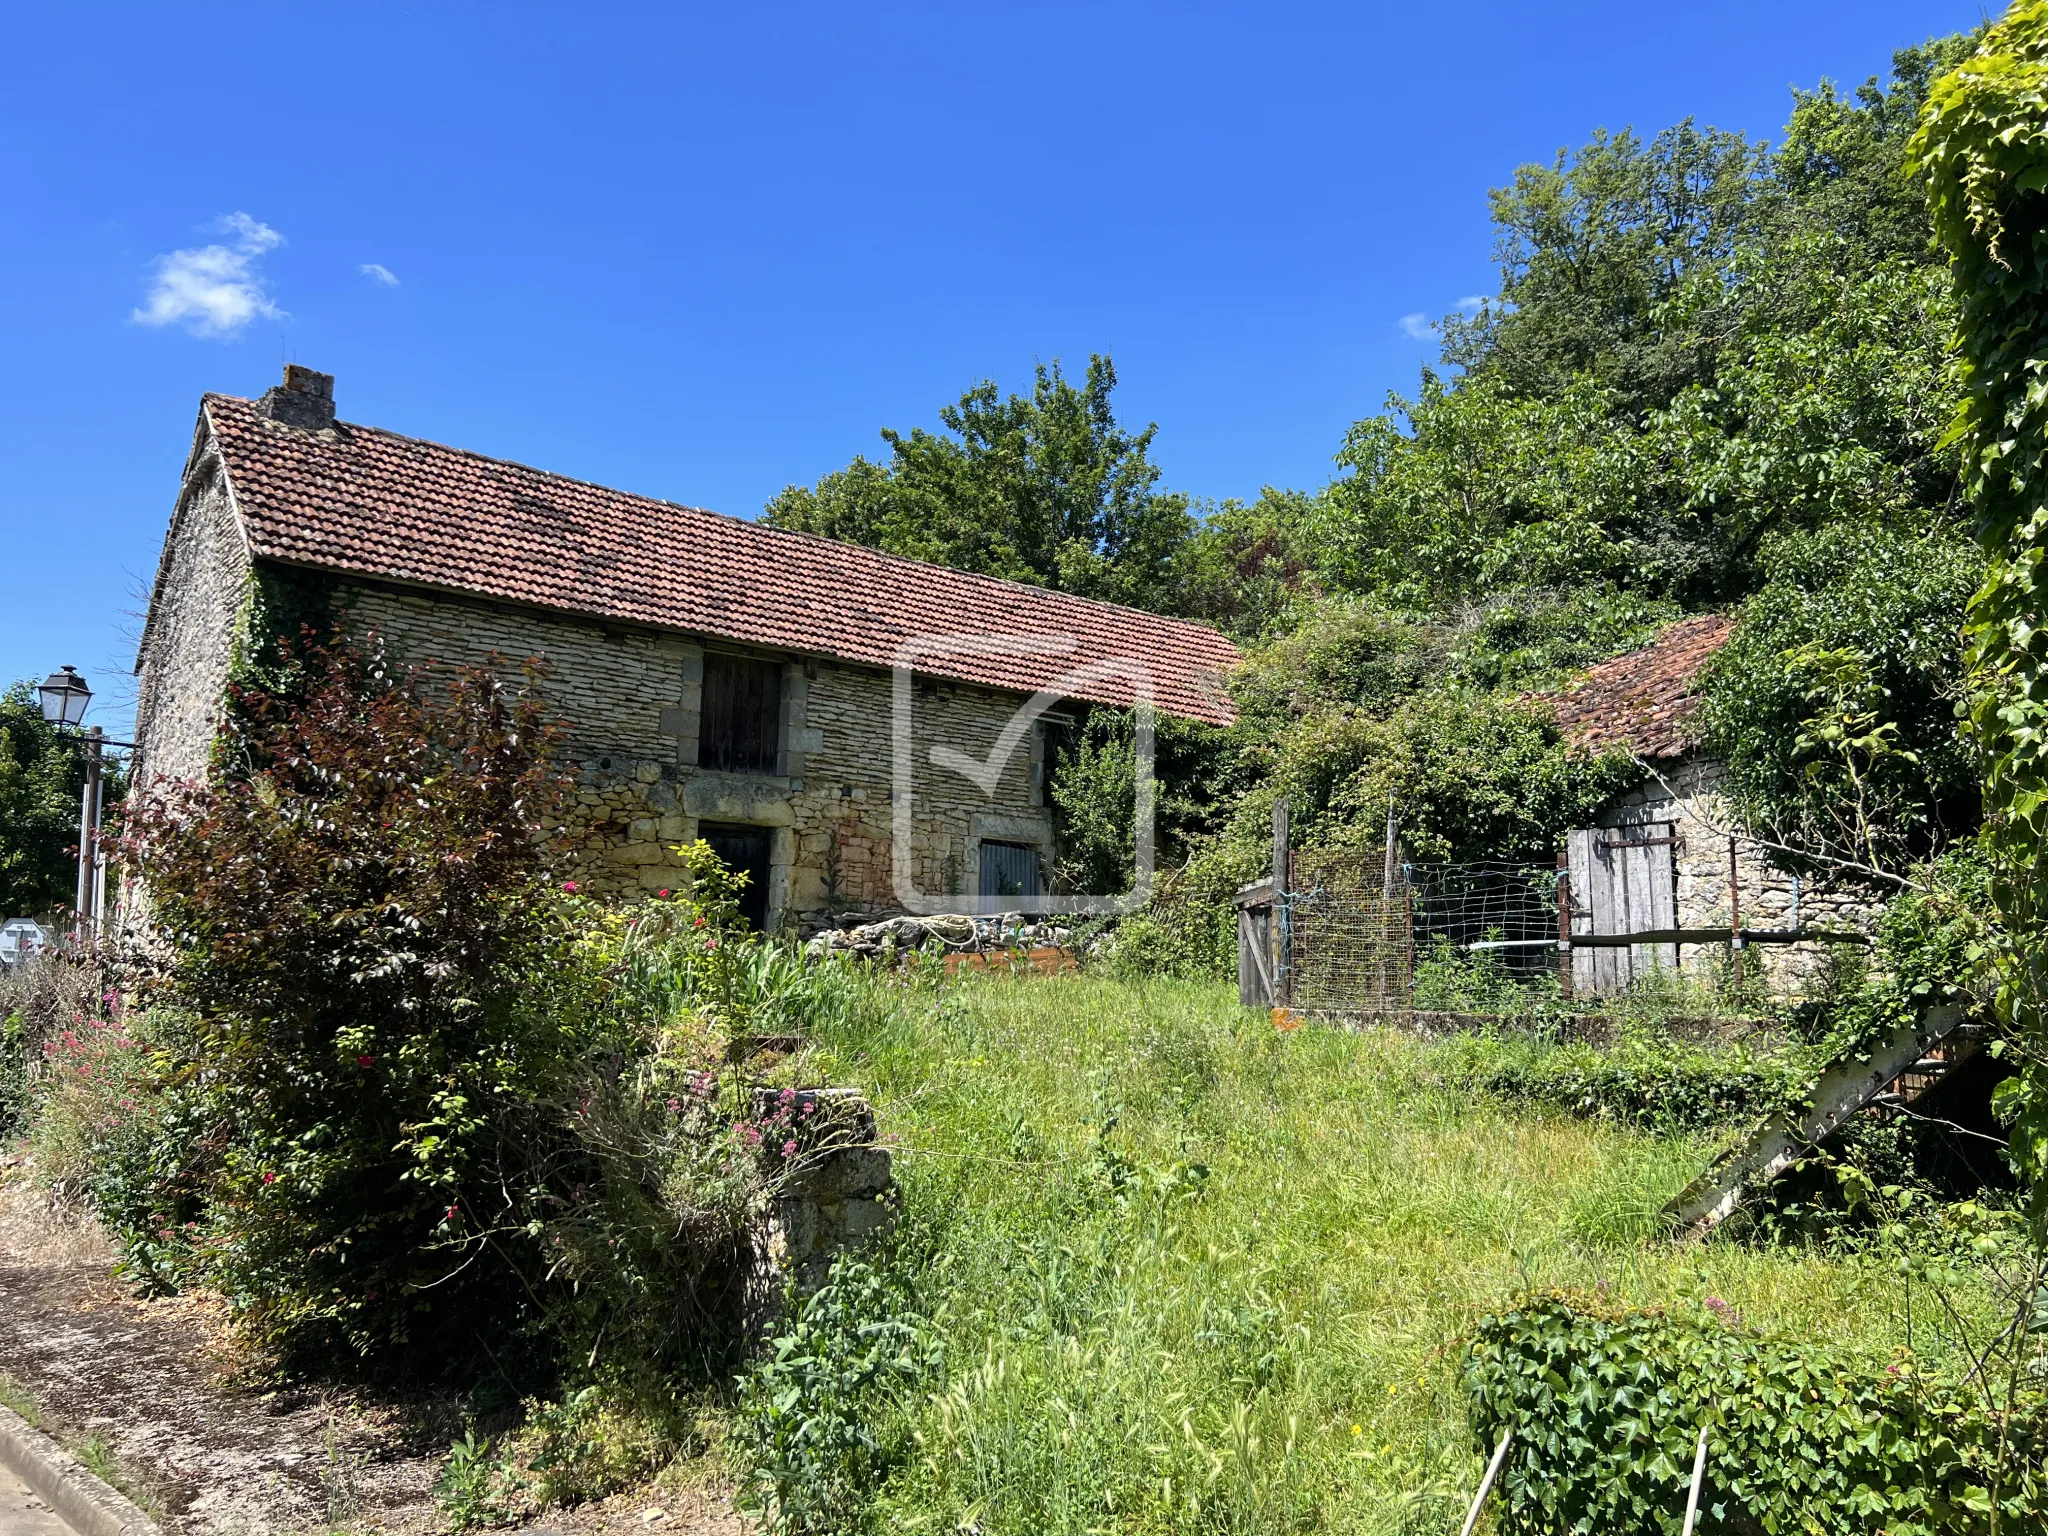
[1544,613,1735,760]
[202,395,1240,725]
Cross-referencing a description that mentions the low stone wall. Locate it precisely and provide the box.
[746,1088,896,1320]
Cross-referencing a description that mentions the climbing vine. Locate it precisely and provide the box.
[1912,3,2048,1224]
[1466,1292,2046,1534]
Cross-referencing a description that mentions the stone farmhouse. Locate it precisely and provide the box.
[133,366,1240,930]
[1547,613,1878,999]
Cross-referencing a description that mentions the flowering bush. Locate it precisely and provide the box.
[120,641,607,1372]
[104,643,879,1389]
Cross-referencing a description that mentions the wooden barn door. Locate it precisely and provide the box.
[1567,823,1678,995]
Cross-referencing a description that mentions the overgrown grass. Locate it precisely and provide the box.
[795,972,2002,1535]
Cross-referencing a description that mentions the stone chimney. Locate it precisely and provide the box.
[255,364,335,430]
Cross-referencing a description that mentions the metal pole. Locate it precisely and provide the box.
[1556,851,1573,1001]
[1680,1427,1709,1536]
[1459,1429,1514,1536]
[1728,835,1743,991]
[74,727,102,931]
[91,766,108,934]
[1382,797,1398,899]
[1272,797,1291,1007]
[1403,883,1415,1008]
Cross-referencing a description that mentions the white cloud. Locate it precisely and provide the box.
[132,212,286,338]
[360,262,399,287]
[1457,295,1488,312]
[219,211,284,252]
[1398,313,1433,340]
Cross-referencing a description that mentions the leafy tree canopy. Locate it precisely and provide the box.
[0,681,102,920]
[765,355,1194,613]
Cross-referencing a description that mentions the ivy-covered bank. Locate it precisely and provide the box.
[1468,1290,2045,1534]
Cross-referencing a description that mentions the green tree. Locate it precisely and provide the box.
[1327,373,1647,603]
[1773,33,1983,268]
[1172,488,1333,641]
[0,682,91,918]
[1913,0,2048,1225]
[1442,121,1772,412]
[766,356,1194,612]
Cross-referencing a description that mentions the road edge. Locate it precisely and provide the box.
[0,1403,160,1536]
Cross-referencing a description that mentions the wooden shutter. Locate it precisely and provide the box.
[701,655,782,774]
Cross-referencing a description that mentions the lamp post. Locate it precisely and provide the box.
[37,668,133,940]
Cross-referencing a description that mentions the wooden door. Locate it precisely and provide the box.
[699,821,772,931]
[1567,822,1678,995]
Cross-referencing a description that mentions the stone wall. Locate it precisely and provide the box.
[334,577,1055,924]
[131,447,252,791]
[1598,754,1883,999]
[747,1088,896,1307]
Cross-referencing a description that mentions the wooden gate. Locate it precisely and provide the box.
[1236,876,1277,1008]
[1566,822,1678,995]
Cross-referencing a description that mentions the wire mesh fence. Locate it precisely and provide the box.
[1405,860,1562,984]
[1284,853,1563,1016]
[1286,850,1412,1014]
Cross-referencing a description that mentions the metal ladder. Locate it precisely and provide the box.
[1664,1004,1975,1241]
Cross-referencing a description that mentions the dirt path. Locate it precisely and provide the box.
[0,1176,745,1536]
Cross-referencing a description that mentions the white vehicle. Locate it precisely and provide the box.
[0,919,52,968]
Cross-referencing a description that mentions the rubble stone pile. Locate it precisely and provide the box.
[805,912,1074,962]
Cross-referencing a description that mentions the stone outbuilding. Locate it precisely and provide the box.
[132,366,1240,929]
[1547,614,1880,1000]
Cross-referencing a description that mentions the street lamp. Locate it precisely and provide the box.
[38,667,91,727]
[35,668,133,941]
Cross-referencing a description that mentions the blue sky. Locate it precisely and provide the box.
[0,0,1985,738]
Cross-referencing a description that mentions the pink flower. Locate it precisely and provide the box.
[693,916,706,929]
[782,1139,797,1157]
[665,1098,682,1113]
[357,1054,375,1067]
[562,880,579,893]
[658,889,671,898]
[445,1205,459,1220]
[262,1171,277,1184]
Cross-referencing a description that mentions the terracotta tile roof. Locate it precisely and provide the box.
[201,395,1240,725]
[1544,613,1735,760]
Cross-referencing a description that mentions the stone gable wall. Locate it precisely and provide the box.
[1598,754,1882,999]
[132,455,252,790]
[335,578,1055,924]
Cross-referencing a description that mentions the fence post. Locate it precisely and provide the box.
[1555,851,1573,1001]
[1403,883,1415,1008]
[1728,835,1744,991]
[1272,798,1291,1007]
[1382,798,1398,898]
